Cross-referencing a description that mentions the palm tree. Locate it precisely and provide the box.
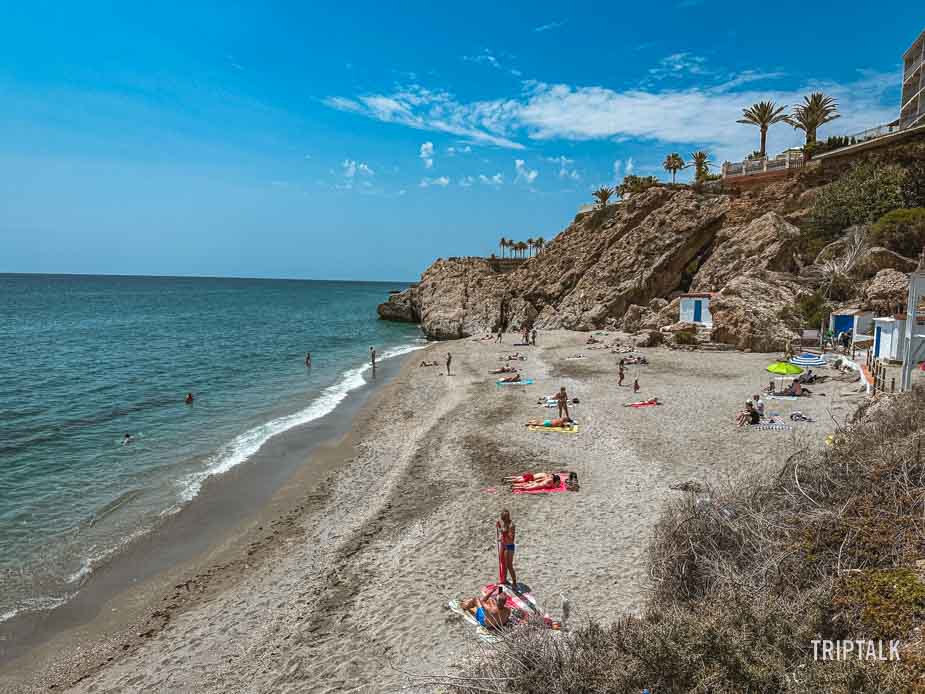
[662,153,685,183]
[504,239,513,258]
[518,241,528,258]
[786,92,840,145]
[687,151,713,183]
[527,237,535,257]
[499,237,507,258]
[737,100,788,158]
[534,236,545,254]
[592,186,614,208]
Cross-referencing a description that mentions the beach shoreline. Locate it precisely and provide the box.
[0,351,415,692]
[0,330,867,693]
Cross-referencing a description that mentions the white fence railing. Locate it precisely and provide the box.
[722,152,803,179]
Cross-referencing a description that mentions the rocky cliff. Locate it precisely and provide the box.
[379,171,919,351]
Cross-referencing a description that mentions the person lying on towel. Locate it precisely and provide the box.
[491,366,518,374]
[499,373,521,383]
[525,416,573,428]
[459,592,510,629]
[623,397,661,408]
[419,360,439,367]
[507,472,579,492]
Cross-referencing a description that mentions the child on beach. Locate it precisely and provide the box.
[633,378,640,394]
[497,510,517,586]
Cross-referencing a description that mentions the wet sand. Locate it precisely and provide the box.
[0,331,864,693]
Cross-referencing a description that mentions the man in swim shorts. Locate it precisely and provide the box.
[459,593,510,629]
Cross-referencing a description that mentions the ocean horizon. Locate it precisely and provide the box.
[0,273,422,623]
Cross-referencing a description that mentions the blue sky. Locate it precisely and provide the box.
[1,2,921,281]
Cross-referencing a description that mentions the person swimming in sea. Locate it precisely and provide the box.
[185,392,194,405]
[305,352,312,367]
[122,433,134,446]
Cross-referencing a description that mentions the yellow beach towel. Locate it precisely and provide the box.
[527,425,579,434]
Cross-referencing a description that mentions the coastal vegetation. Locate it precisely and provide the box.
[662,153,685,183]
[870,208,925,258]
[786,92,841,146]
[592,186,614,208]
[497,237,546,258]
[737,100,789,158]
[445,387,925,693]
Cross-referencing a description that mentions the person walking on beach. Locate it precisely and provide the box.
[497,510,517,586]
[531,329,537,347]
[446,352,452,376]
[495,330,503,344]
[369,346,376,370]
[633,378,640,394]
[618,363,625,387]
[553,386,571,421]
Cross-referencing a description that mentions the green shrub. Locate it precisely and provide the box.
[870,208,925,258]
[673,330,698,345]
[795,291,830,328]
[804,161,907,248]
[617,174,659,198]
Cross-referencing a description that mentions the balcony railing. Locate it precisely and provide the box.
[722,152,804,179]
[905,55,924,83]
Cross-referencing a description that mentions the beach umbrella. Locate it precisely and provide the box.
[767,361,803,375]
[789,352,827,367]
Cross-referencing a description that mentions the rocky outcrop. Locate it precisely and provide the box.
[864,269,909,312]
[412,258,507,340]
[691,212,800,292]
[709,271,807,352]
[377,290,418,323]
[853,247,919,277]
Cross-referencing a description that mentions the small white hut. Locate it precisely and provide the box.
[679,293,713,326]
[829,308,875,337]
[874,313,925,362]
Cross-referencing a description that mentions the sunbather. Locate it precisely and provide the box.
[526,416,573,428]
[736,401,759,426]
[513,474,561,491]
[420,360,439,367]
[458,592,510,629]
[623,397,661,407]
[491,366,518,374]
[499,373,521,383]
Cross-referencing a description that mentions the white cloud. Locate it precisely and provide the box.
[548,155,580,180]
[342,159,374,178]
[447,145,472,155]
[459,176,474,187]
[479,173,504,185]
[419,176,450,187]
[419,141,435,168]
[649,52,710,80]
[325,71,899,162]
[534,20,566,32]
[463,49,501,70]
[514,159,538,184]
[612,159,623,180]
[626,158,635,175]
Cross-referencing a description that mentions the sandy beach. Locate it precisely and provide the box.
[0,330,866,694]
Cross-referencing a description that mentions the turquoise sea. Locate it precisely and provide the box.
[0,274,421,622]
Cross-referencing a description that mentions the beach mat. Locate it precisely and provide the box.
[447,600,499,642]
[749,423,792,431]
[497,379,534,386]
[527,424,578,434]
[624,400,660,408]
[767,394,799,400]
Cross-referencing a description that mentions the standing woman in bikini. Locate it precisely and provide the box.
[497,510,517,587]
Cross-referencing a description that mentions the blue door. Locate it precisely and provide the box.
[874,326,881,358]
[833,315,853,334]
[693,300,702,323]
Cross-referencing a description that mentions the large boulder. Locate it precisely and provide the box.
[853,246,918,277]
[413,258,508,339]
[864,269,909,312]
[709,271,806,352]
[376,290,418,323]
[513,187,730,329]
[691,212,800,292]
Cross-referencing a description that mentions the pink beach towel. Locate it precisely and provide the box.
[511,472,571,494]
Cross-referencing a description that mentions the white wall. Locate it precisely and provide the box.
[679,297,713,325]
